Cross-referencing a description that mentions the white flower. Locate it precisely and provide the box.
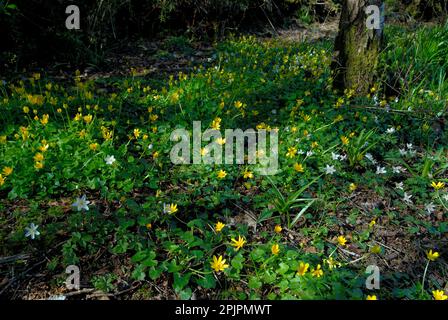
[392,166,404,174]
[443,194,448,202]
[105,155,116,165]
[425,203,436,215]
[406,143,413,150]
[365,153,377,164]
[403,192,413,205]
[25,223,40,240]
[386,127,395,134]
[339,154,347,161]
[376,166,387,175]
[399,148,407,156]
[324,165,336,175]
[72,194,90,211]
[395,182,404,190]
[297,149,305,155]
[331,152,340,160]
[306,151,314,157]
[148,144,153,150]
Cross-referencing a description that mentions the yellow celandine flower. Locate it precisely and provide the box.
[23,106,30,114]
[57,108,62,113]
[432,290,448,300]
[74,113,82,121]
[324,256,341,269]
[83,114,93,124]
[311,141,319,148]
[369,219,376,228]
[2,167,13,176]
[211,255,229,273]
[341,136,349,145]
[427,249,440,261]
[216,137,226,145]
[274,225,282,233]
[166,203,178,214]
[297,262,309,276]
[40,114,49,125]
[431,181,445,190]
[0,174,5,186]
[153,151,159,159]
[89,142,99,151]
[271,244,280,255]
[366,295,377,300]
[349,183,357,191]
[34,162,44,170]
[34,153,44,162]
[294,163,304,173]
[337,235,347,246]
[217,170,227,179]
[243,170,253,179]
[215,221,225,232]
[0,136,6,144]
[133,128,141,139]
[286,146,297,158]
[234,101,243,109]
[311,264,324,278]
[211,117,221,130]
[230,235,246,251]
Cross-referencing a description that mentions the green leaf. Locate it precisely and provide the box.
[248,276,262,289]
[173,272,191,291]
[196,274,216,289]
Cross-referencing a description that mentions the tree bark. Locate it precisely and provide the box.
[332,0,384,96]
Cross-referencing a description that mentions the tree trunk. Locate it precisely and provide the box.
[332,0,384,96]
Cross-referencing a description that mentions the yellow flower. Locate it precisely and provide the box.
[40,114,49,125]
[165,203,178,214]
[74,113,82,121]
[234,101,243,109]
[145,223,152,229]
[271,244,280,255]
[23,106,30,114]
[286,146,297,158]
[294,163,304,173]
[83,114,93,124]
[211,117,221,130]
[34,161,44,170]
[324,256,341,269]
[426,249,440,261]
[311,264,324,278]
[432,290,448,300]
[431,181,445,190]
[34,153,44,162]
[2,167,13,176]
[217,170,227,179]
[349,183,357,191]
[341,136,349,145]
[274,225,282,233]
[311,141,319,148]
[0,136,6,144]
[133,128,141,139]
[297,262,309,276]
[89,142,99,151]
[39,144,49,152]
[369,219,376,228]
[211,255,229,272]
[366,295,377,300]
[230,235,246,251]
[243,170,253,179]
[337,235,347,246]
[216,137,226,145]
[0,174,5,186]
[215,221,225,232]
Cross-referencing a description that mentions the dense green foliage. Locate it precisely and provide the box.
[1,24,447,300]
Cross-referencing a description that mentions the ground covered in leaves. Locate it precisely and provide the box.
[1,24,448,300]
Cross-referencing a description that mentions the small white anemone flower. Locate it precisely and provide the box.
[25,223,40,240]
[72,194,90,211]
[105,155,116,165]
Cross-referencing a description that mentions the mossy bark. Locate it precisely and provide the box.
[332,0,384,96]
